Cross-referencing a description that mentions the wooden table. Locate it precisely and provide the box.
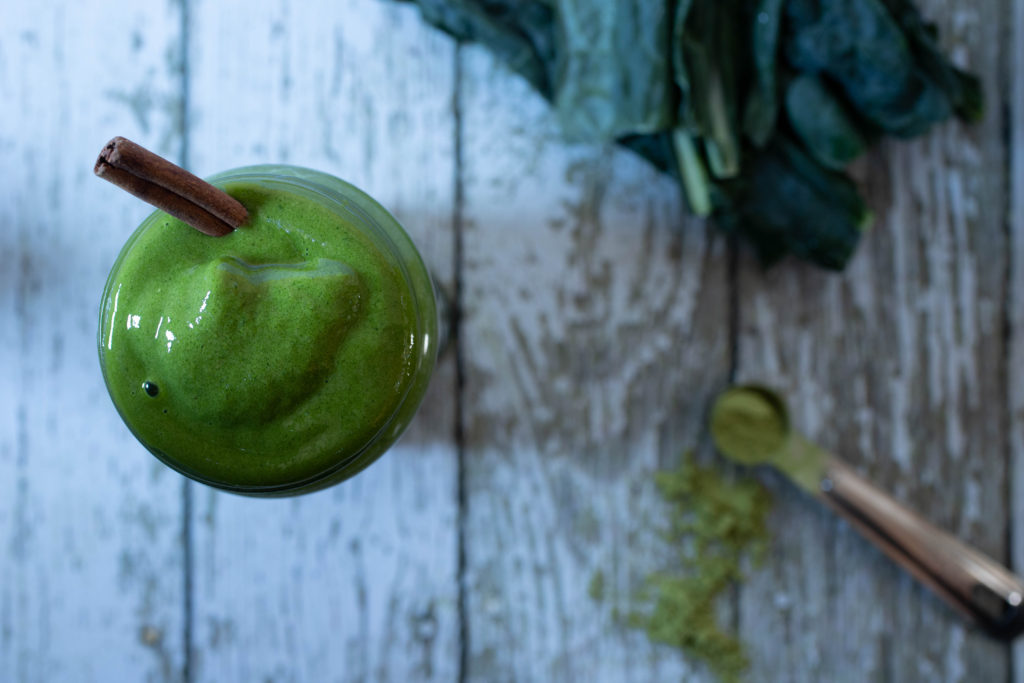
[2,0,1021,680]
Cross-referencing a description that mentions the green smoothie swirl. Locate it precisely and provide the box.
[99,166,438,494]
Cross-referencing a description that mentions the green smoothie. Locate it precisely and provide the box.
[99,166,439,495]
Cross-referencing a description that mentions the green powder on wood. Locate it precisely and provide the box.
[595,452,772,683]
[588,569,606,602]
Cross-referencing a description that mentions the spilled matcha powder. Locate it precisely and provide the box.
[588,569,607,603]
[594,452,772,682]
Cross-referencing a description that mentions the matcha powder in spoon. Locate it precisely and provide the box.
[709,387,790,465]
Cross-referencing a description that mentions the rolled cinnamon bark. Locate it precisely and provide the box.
[94,136,247,236]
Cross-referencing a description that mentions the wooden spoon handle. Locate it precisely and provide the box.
[816,456,1024,638]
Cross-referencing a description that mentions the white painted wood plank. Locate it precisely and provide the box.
[186,1,459,680]
[736,1,1010,680]
[0,2,187,681]
[459,45,731,681]
[1009,0,1024,679]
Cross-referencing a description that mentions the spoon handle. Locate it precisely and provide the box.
[816,456,1024,638]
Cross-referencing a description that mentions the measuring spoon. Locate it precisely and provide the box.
[710,385,1024,638]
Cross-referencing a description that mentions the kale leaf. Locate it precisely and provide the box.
[785,74,870,169]
[395,0,982,270]
[719,136,871,269]
[554,0,675,141]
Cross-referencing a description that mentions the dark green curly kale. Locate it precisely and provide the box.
[396,0,982,270]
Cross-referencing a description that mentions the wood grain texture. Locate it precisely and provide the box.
[458,45,731,682]
[0,3,188,681]
[2,0,1019,681]
[185,1,459,680]
[1010,0,1024,679]
[734,1,1011,681]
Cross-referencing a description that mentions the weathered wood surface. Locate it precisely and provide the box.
[735,1,1013,681]
[0,3,188,681]
[457,44,731,681]
[1010,0,1024,680]
[1,0,1021,681]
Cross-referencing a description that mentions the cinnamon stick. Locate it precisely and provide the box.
[94,137,247,236]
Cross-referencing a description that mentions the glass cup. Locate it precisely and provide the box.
[99,165,443,496]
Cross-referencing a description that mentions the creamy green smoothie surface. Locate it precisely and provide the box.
[99,170,434,493]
